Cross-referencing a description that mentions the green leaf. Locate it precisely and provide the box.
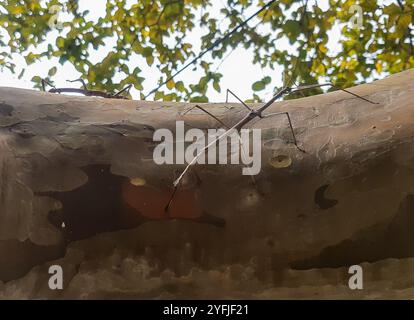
[0,0,410,103]
[283,20,301,43]
[166,79,175,89]
[56,37,65,49]
[146,55,154,66]
[31,75,42,83]
[154,91,164,100]
[48,66,57,76]
[190,95,208,103]
[213,80,220,92]
[175,81,185,92]
[383,3,401,15]
[252,80,265,91]
[142,47,153,57]
[262,76,271,85]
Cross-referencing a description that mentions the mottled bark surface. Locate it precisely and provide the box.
[0,69,414,298]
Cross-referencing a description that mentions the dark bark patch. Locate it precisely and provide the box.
[0,103,13,117]
[39,164,145,241]
[43,113,79,122]
[9,122,36,138]
[39,164,223,242]
[0,239,64,282]
[291,194,414,269]
[314,184,338,210]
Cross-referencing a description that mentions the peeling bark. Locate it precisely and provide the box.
[1,69,414,298]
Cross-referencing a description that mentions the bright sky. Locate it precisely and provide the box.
[0,0,394,102]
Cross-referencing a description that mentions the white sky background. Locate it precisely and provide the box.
[0,0,395,102]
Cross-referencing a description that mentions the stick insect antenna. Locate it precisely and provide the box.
[114,84,132,97]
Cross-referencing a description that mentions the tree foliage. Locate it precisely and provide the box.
[0,0,413,101]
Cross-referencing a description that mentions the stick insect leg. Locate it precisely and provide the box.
[164,184,179,216]
[181,105,197,116]
[336,87,379,105]
[262,111,306,153]
[226,89,253,111]
[181,104,230,130]
[292,80,306,98]
[167,103,229,213]
[166,99,260,212]
[164,166,204,216]
[67,78,87,90]
[187,103,263,193]
[238,134,263,194]
[194,105,229,128]
[41,78,55,92]
[164,132,206,216]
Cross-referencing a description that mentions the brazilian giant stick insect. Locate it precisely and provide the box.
[40,76,378,218]
[41,78,132,99]
[164,82,379,214]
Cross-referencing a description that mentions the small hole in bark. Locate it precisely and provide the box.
[130,177,146,186]
[266,238,275,247]
[269,154,292,168]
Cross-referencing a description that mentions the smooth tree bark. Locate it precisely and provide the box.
[0,69,414,298]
